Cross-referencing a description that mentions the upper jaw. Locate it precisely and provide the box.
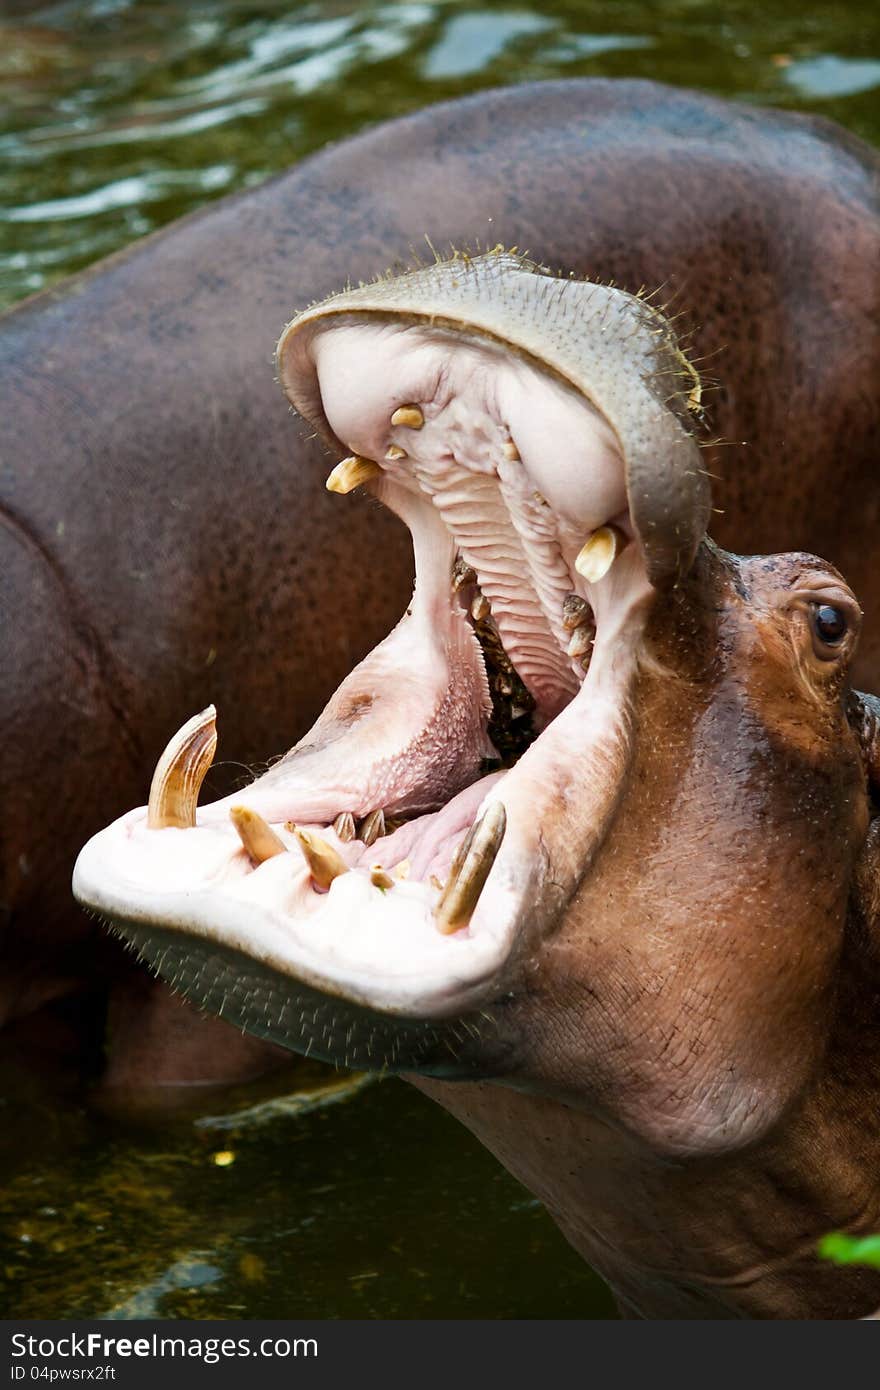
[278,249,710,588]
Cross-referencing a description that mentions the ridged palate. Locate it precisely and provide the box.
[406,454,578,718]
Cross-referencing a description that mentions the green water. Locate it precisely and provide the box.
[1,0,878,310]
[1,0,878,1322]
[0,1060,615,1318]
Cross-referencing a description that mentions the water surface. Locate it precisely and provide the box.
[1,0,878,308]
[0,1060,614,1318]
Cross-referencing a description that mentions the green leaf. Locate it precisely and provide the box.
[818,1232,880,1268]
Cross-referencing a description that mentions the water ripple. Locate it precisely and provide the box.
[0,0,877,310]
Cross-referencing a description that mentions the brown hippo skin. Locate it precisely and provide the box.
[74,250,880,1319]
[4,78,880,1090]
[411,547,880,1320]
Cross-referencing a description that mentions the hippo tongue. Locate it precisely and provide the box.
[72,253,700,1026]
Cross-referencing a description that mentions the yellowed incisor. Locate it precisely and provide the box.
[326,455,381,493]
[292,826,349,888]
[229,805,287,864]
[574,526,625,584]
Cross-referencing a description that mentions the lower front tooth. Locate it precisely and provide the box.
[292,827,348,889]
[326,455,381,494]
[370,866,394,890]
[358,808,385,846]
[230,806,287,864]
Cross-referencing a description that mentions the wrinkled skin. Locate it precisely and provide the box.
[3,79,880,1092]
[415,546,880,1318]
[76,531,880,1317]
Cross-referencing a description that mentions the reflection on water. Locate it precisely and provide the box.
[0,1061,614,1319]
[783,55,880,99]
[0,0,878,308]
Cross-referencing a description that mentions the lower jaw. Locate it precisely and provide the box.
[73,519,651,1056]
[75,601,644,1068]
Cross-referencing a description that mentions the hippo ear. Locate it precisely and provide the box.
[849,692,880,800]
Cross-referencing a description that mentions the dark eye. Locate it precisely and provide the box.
[813,603,847,646]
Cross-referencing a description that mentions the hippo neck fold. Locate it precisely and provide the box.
[416,1017,880,1320]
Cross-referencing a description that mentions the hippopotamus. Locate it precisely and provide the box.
[4,78,879,1089]
[74,251,880,1318]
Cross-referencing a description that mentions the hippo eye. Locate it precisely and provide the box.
[812,603,847,649]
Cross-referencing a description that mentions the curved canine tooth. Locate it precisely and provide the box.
[333,811,356,843]
[230,806,287,864]
[385,444,407,461]
[434,803,507,935]
[292,827,348,889]
[567,624,594,660]
[326,455,381,494]
[370,866,394,890]
[358,808,385,847]
[147,706,217,829]
[574,525,625,584]
[390,404,424,430]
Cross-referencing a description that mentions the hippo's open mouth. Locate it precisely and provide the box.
[73,252,708,1070]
